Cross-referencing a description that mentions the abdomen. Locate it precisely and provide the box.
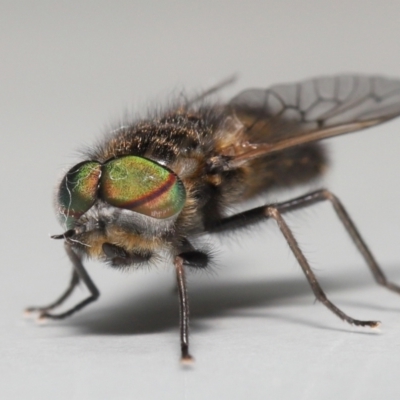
[238,142,327,200]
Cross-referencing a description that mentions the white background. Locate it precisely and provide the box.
[2,1,400,399]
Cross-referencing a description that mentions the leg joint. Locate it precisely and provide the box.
[265,206,279,219]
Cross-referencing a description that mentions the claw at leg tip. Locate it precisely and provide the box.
[35,314,48,325]
[23,309,36,319]
[180,355,195,366]
[371,321,381,329]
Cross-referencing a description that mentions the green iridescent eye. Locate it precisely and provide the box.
[57,161,102,229]
[100,156,186,219]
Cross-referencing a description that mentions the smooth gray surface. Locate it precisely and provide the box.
[2,1,400,399]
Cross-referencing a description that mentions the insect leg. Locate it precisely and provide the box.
[37,242,100,322]
[269,189,400,294]
[175,255,194,364]
[207,189,385,327]
[25,269,80,315]
[265,204,379,327]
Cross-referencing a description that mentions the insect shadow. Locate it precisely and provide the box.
[65,263,400,336]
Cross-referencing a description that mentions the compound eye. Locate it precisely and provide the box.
[100,156,186,219]
[56,161,102,229]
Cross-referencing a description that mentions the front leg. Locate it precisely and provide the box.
[25,269,80,317]
[26,241,100,323]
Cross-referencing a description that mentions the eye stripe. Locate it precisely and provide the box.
[100,156,186,219]
[118,172,176,209]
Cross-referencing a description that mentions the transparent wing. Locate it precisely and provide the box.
[225,75,400,167]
